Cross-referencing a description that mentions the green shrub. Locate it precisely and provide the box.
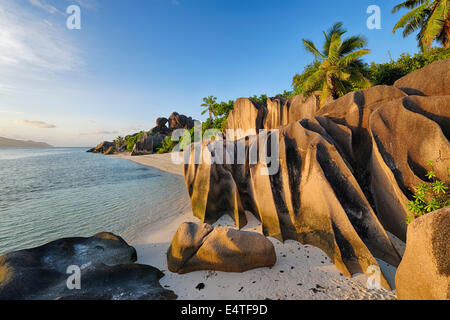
[406,161,450,224]
[156,136,178,154]
[369,47,450,85]
[125,131,145,152]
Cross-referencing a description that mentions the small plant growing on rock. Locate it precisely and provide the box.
[406,161,450,224]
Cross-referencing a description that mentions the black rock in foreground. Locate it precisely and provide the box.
[0,232,176,300]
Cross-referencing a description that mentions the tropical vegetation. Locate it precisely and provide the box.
[392,0,450,49]
[200,96,218,120]
[407,161,449,224]
[293,22,372,107]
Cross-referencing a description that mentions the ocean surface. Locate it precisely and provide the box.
[0,147,183,254]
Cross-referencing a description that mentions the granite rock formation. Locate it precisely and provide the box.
[87,141,116,154]
[167,222,276,274]
[131,133,154,156]
[395,207,449,300]
[0,232,176,300]
[183,60,450,289]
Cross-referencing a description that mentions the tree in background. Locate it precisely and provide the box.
[202,99,234,133]
[296,22,372,107]
[201,96,218,120]
[392,0,450,49]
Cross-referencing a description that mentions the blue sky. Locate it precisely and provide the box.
[0,0,420,147]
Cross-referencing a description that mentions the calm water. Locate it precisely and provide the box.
[0,148,182,254]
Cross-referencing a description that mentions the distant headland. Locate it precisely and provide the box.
[0,137,53,148]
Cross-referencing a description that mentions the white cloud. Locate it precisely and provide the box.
[0,109,24,114]
[0,1,83,81]
[14,120,57,128]
[80,129,119,136]
[29,0,63,15]
[87,120,96,124]
[124,125,144,132]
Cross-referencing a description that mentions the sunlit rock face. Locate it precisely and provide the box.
[396,207,450,300]
[183,60,450,289]
[167,222,276,274]
[394,58,450,96]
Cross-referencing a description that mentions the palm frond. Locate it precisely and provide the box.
[393,1,431,33]
[303,68,327,94]
[327,33,342,63]
[337,49,371,67]
[340,35,367,55]
[393,0,429,13]
[323,22,346,55]
[303,39,325,59]
[421,0,449,47]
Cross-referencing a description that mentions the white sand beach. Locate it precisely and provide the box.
[116,152,405,300]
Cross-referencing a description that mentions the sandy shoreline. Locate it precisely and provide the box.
[115,152,404,300]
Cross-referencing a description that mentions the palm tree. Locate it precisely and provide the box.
[201,96,217,120]
[300,22,372,108]
[392,0,450,49]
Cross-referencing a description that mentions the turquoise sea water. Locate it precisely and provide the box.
[0,148,182,254]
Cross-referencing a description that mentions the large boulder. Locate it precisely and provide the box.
[168,112,195,131]
[152,133,167,148]
[316,85,407,166]
[396,207,450,300]
[183,63,449,290]
[150,117,170,135]
[0,232,176,300]
[226,98,267,139]
[369,95,450,240]
[167,222,276,274]
[183,120,401,289]
[394,59,450,96]
[131,133,153,156]
[264,94,320,130]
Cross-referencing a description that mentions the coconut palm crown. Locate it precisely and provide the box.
[300,22,372,108]
[201,96,217,120]
[392,0,450,49]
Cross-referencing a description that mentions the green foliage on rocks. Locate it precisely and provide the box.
[125,131,146,152]
[368,47,450,85]
[407,161,450,224]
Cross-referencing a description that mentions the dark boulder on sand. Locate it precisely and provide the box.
[0,232,176,300]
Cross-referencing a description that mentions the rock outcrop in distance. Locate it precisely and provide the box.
[0,137,53,148]
[0,232,176,300]
[395,207,449,300]
[167,222,276,274]
[183,59,450,290]
[87,112,196,156]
